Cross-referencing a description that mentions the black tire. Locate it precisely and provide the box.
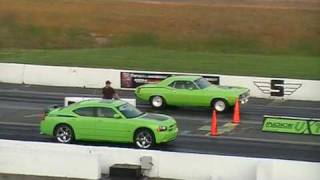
[134,128,155,149]
[150,96,166,109]
[54,124,74,144]
[211,99,229,113]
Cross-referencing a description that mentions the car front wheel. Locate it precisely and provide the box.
[212,99,229,113]
[134,129,155,149]
[54,124,74,144]
[150,96,166,109]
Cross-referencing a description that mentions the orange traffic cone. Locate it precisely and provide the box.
[211,110,218,136]
[233,98,240,124]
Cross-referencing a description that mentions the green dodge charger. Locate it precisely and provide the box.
[40,99,178,149]
[135,76,250,112]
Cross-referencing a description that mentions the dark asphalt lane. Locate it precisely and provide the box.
[0,83,319,162]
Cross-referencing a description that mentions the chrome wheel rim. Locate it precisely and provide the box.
[152,96,163,107]
[56,126,72,143]
[214,100,226,112]
[135,131,153,149]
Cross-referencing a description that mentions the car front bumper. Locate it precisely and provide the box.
[239,90,250,104]
[156,127,178,144]
[240,97,249,104]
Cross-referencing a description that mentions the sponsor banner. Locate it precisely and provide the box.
[262,116,320,135]
[120,71,220,88]
[254,79,302,97]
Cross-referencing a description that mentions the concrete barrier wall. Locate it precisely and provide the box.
[20,64,120,88]
[0,139,319,180]
[256,160,320,180]
[0,63,25,84]
[220,75,320,101]
[1,63,319,101]
[0,140,101,179]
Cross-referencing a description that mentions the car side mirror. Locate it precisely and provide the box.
[113,114,121,119]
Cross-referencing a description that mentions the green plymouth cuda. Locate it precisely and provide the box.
[135,76,250,112]
[40,99,178,149]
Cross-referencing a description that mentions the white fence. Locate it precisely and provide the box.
[0,139,319,180]
[0,63,319,101]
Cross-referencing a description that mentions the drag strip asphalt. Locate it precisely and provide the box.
[0,83,319,162]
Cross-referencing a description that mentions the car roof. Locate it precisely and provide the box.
[73,99,127,108]
[166,75,202,81]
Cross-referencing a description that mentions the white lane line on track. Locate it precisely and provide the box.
[24,113,43,118]
[1,121,318,147]
[244,104,320,111]
[139,103,320,111]
[0,89,98,97]
[0,104,44,111]
[1,88,319,110]
[0,121,39,127]
[179,130,191,135]
[183,134,320,146]
[173,115,262,125]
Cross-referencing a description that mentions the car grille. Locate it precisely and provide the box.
[168,124,176,132]
[240,90,250,100]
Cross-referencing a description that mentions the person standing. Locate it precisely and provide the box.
[102,80,119,99]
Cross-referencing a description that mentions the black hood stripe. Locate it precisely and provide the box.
[142,113,169,121]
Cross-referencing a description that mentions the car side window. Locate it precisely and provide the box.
[73,107,95,117]
[172,81,197,90]
[96,107,116,118]
[184,81,197,90]
[168,81,176,88]
[173,81,186,89]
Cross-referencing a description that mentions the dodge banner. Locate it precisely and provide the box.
[120,72,220,88]
[262,115,320,135]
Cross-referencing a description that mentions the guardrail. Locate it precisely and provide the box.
[262,115,320,135]
[1,63,320,101]
[0,139,319,180]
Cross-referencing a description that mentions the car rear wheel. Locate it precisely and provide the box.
[54,124,74,144]
[212,99,229,113]
[150,96,166,109]
[134,129,155,149]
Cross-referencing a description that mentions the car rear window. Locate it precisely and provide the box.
[195,78,211,89]
[73,107,95,117]
[96,107,116,118]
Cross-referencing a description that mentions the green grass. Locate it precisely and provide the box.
[0,0,319,80]
[0,47,319,80]
[1,0,320,55]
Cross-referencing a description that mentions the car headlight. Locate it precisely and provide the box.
[157,126,167,132]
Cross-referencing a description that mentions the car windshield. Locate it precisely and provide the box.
[194,78,211,89]
[117,103,144,118]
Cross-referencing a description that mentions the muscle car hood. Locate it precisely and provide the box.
[206,85,249,95]
[140,113,171,121]
[136,113,176,126]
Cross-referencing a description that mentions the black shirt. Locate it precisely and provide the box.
[102,87,115,99]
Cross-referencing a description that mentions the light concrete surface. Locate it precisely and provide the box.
[0,140,101,180]
[1,139,319,180]
[1,63,320,101]
[0,173,180,180]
